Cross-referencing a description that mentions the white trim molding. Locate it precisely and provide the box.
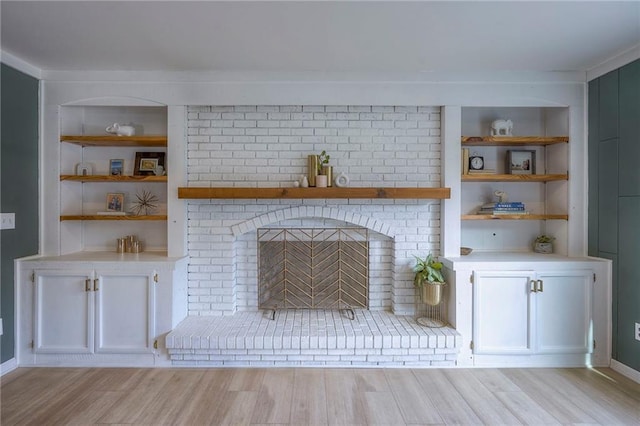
[611,359,640,384]
[587,43,640,82]
[1,358,18,376]
[0,50,42,79]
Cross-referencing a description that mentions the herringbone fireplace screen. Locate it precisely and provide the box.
[258,228,369,310]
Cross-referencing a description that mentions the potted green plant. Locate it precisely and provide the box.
[533,235,555,254]
[413,253,446,306]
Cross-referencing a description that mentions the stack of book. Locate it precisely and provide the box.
[478,202,529,215]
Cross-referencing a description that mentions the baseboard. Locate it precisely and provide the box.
[611,359,640,384]
[1,358,18,376]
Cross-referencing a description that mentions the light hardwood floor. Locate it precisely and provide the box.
[1,367,639,425]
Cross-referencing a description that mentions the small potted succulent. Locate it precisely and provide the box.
[413,253,446,306]
[533,235,555,254]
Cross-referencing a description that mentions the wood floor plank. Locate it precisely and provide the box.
[325,369,367,425]
[250,368,295,424]
[354,368,390,392]
[494,391,561,425]
[177,369,236,425]
[533,368,633,425]
[3,368,95,425]
[229,367,266,391]
[97,369,177,424]
[134,369,206,425]
[500,368,598,424]
[558,368,640,424]
[443,369,523,425]
[2,366,640,426]
[412,368,484,425]
[290,368,328,425]
[385,368,443,424]
[362,391,406,425]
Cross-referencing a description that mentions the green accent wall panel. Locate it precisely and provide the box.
[597,140,618,254]
[599,70,619,141]
[588,80,599,257]
[618,197,640,371]
[619,59,640,197]
[1,64,39,363]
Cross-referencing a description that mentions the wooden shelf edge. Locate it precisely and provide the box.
[178,187,451,199]
[60,175,167,182]
[60,215,168,221]
[462,174,568,182]
[461,136,568,146]
[462,214,569,220]
[60,135,167,147]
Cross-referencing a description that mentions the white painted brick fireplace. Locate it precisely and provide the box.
[186,105,443,316]
[166,105,461,366]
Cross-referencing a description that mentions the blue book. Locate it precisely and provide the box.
[494,202,525,208]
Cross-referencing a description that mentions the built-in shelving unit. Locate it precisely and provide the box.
[59,105,169,253]
[178,187,451,199]
[459,107,570,253]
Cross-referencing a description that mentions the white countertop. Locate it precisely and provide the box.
[22,251,186,263]
[443,251,609,269]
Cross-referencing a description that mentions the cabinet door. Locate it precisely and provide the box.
[535,270,593,354]
[34,270,94,353]
[94,270,156,353]
[473,270,535,355]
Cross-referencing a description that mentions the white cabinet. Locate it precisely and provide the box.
[34,269,155,354]
[17,252,188,366]
[472,269,592,356]
[442,253,611,367]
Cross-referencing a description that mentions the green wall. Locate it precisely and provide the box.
[589,58,640,372]
[1,64,40,364]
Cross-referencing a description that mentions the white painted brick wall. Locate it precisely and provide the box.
[186,105,441,316]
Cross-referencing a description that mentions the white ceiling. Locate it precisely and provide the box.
[1,1,639,74]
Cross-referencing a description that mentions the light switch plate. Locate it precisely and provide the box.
[1,213,15,230]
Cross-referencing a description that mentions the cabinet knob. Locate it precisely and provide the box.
[537,279,544,293]
[530,280,537,293]
[85,279,91,292]
[93,279,99,292]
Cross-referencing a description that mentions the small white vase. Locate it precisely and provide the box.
[316,175,328,187]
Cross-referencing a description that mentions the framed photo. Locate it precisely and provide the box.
[506,150,536,175]
[106,193,125,212]
[109,159,124,176]
[134,152,165,176]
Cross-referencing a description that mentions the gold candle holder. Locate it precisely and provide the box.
[322,165,333,187]
[307,155,318,187]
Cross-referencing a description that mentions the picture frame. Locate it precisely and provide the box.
[109,159,124,176]
[106,193,125,212]
[134,152,165,176]
[506,150,536,175]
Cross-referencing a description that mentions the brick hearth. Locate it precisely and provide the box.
[166,310,461,367]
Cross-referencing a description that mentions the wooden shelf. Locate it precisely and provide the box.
[60,175,167,182]
[462,174,568,182]
[461,136,568,146]
[462,214,569,220]
[60,215,167,221]
[178,187,451,199]
[60,135,167,147]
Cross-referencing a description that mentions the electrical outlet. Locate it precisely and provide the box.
[635,323,640,342]
[0,213,15,230]
[0,318,3,336]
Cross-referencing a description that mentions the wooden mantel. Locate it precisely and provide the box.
[178,187,451,199]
